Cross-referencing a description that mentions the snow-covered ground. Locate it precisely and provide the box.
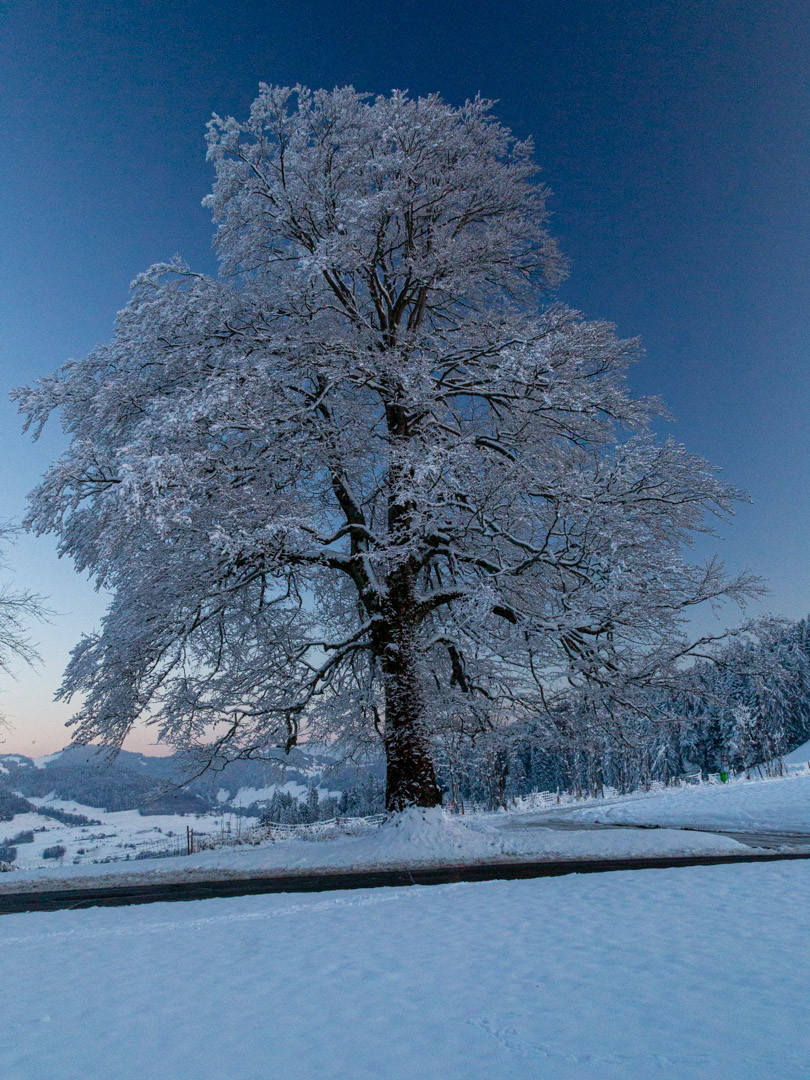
[0,806,748,892]
[784,737,810,765]
[0,787,343,873]
[2,861,808,1080]
[4,767,809,891]
[543,770,810,833]
[0,797,233,870]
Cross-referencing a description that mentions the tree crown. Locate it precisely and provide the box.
[14,86,760,781]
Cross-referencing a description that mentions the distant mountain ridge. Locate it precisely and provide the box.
[0,745,383,817]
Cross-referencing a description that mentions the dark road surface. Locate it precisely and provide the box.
[2,849,808,915]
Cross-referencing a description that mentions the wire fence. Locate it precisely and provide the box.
[179,813,389,856]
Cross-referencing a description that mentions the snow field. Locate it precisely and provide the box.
[0,772,350,873]
[783,737,810,764]
[1,798,233,870]
[550,770,810,833]
[1,861,808,1080]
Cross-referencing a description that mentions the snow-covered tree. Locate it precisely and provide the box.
[305,783,320,821]
[15,85,760,809]
[676,618,810,776]
[0,525,44,725]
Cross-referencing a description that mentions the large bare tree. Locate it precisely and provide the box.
[15,86,758,808]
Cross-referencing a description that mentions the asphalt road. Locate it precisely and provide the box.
[1,849,808,915]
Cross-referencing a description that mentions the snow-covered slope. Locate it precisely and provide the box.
[549,771,810,833]
[1,861,807,1079]
[31,752,65,769]
[0,798,229,870]
[784,738,810,765]
[4,766,807,886]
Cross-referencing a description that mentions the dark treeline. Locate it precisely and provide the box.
[0,746,378,818]
[258,776,386,825]
[433,618,810,810]
[5,763,210,815]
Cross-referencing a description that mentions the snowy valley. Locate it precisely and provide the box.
[0,745,379,872]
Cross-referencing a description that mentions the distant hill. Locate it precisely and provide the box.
[0,746,383,817]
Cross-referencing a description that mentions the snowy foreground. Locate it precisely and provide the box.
[0,805,748,893]
[2,861,808,1080]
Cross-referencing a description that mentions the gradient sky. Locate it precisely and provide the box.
[1,0,809,754]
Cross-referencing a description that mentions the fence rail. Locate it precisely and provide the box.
[183,812,389,855]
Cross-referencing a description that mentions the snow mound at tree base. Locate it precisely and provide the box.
[350,807,513,865]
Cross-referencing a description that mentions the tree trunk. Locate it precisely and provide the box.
[376,447,443,810]
[378,626,443,812]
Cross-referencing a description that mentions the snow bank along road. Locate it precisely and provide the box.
[2,848,808,914]
[2,862,808,1080]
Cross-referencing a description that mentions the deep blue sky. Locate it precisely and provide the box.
[2,0,809,752]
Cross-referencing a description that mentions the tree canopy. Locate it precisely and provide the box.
[16,86,760,808]
[0,525,44,725]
